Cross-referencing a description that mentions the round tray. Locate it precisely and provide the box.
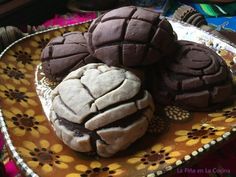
[0,20,236,177]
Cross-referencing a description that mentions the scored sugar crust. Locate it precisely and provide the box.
[173,5,207,27]
[86,6,177,67]
[50,63,155,157]
[41,31,99,82]
[149,40,233,111]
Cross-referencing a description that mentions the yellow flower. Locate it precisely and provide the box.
[218,49,235,66]
[66,161,124,177]
[30,34,51,54]
[74,23,90,33]
[6,45,40,70]
[174,123,226,146]
[18,140,74,173]
[3,108,49,137]
[127,144,180,171]
[53,26,77,37]
[208,105,236,123]
[0,84,38,107]
[0,62,32,85]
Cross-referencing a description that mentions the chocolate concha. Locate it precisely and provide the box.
[50,63,155,157]
[86,6,177,67]
[41,32,99,82]
[173,5,207,27]
[149,40,233,111]
[0,26,24,52]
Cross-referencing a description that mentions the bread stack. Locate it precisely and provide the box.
[39,6,233,157]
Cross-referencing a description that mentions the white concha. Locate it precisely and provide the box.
[50,63,155,157]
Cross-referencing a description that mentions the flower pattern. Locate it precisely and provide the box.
[174,123,226,146]
[75,23,90,33]
[0,62,32,85]
[66,161,123,177]
[3,108,49,137]
[6,46,40,70]
[53,26,77,37]
[208,105,236,123]
[0,23,235,177]
[18,140,74,173]
[0,84,37,107]
[147,115,169,135]
[205,41,221,53]
[53,23,89,37]
[30,34,51,54]
[127,144,180,171]
[218,49,235,66]
[218,49,236,75]
[164,105,191,121]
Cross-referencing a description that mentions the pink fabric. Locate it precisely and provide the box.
[42,12,97,27]
[1,133,21,177]
[5,160,22,177]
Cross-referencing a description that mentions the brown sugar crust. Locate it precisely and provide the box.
[41,32,99,82]
[86,6,177,67]
[149,40,233,111]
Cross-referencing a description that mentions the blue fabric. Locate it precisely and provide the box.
[206,17,236,31]
[188,3,236,31]
[165,1,236,31]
